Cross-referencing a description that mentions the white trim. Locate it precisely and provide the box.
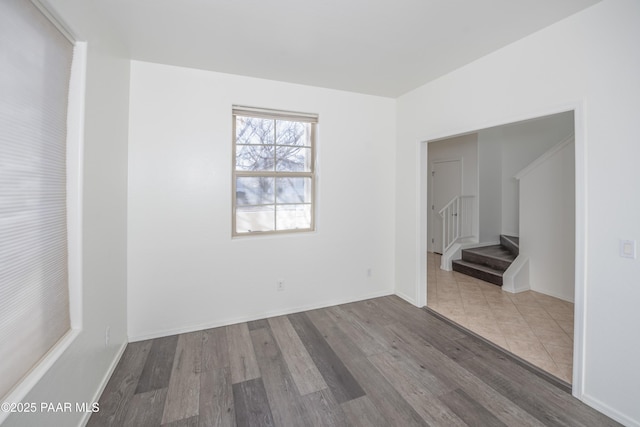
[232,105,319,122]
[232,111,317,237]
[501,255,531,294]
[0,11,86,417]
[395,290,419,307]
[416,101,586,398]
[417,141,427,307]
[0,330,80,424]
[430,156,463,164]
[79,343,128,427]
[531,288,574,303]
[571,101,587,399]
[430,157,463,254]
[67,41,87,330]
[129,290,394,342]
[438,239,486,271]
[515,134,575,180]
[464,240,500,248]
[29,0,77,43]
[580,394,640,427]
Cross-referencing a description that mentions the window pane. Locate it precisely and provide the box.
[236,144,275,171]
[233,108,316,236]
[236,177,274,205]
[236,116,274,145]
[236,206,275,233]
[276,177,312,203]
[276,204,311,230]
[276,121,310,146]
[276,146,311,172]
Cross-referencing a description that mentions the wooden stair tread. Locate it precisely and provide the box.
[452,260,504,276]
[500,235,519,256]
[463,245,516,263]
[452,259,504,286]
[451,235,520,286]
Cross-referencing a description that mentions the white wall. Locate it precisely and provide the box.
[477,130,502,243]
[427,134,478,250]
[396,0,640,425]
[6,1,131,426]
[519,140,575,302]
[478,112,574,239]
[127,61,396,340]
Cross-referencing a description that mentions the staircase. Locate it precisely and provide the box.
[452,235,519,286]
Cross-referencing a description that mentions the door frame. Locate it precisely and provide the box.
[415,101,586,398]
[429,157,463,254]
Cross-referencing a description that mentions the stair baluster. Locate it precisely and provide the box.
[439,195,474,253]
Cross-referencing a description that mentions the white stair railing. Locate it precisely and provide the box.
[439,195,474,253]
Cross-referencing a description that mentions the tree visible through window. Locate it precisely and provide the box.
[232,107,317,235]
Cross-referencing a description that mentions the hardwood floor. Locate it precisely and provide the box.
[87,296,618,427]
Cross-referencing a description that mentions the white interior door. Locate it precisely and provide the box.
[431,160,462,253]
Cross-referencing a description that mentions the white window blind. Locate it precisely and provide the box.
[0,0,74,400]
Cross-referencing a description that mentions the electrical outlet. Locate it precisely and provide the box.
[276,279,285,291]
[105,326,110,348]
[621,239,636,259]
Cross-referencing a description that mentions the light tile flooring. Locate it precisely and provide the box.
[427,253,574,384]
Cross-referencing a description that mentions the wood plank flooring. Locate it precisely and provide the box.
[87,296,619,427]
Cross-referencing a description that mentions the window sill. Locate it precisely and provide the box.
[0,328,81,424]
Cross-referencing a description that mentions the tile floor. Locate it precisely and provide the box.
[427,252,574,383]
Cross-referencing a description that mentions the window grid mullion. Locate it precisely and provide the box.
[233,111,315,236]
[235,171,313,178]
[238,202,311,208]
[272,119,277,230]
[237,143,312,148]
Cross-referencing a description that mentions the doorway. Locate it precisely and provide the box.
[431,159,461,254]
[423,110,578,387]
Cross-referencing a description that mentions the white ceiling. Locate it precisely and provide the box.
[92,0,600,97]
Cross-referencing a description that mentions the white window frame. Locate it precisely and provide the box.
[0,1,85,418]
[232,106,317,237]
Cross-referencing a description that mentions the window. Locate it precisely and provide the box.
[0,0,77,403]
[232,106,317,235]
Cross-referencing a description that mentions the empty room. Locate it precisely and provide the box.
[1,0,639,426]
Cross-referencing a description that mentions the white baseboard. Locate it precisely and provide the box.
[79,342,127,427]
[502,255,530,294]
[468,240,500,248]
[129,289,394,342]
[395,290,419,307]
[529,287,575,303]
[0,329,81,425]
[581,393,640,427]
